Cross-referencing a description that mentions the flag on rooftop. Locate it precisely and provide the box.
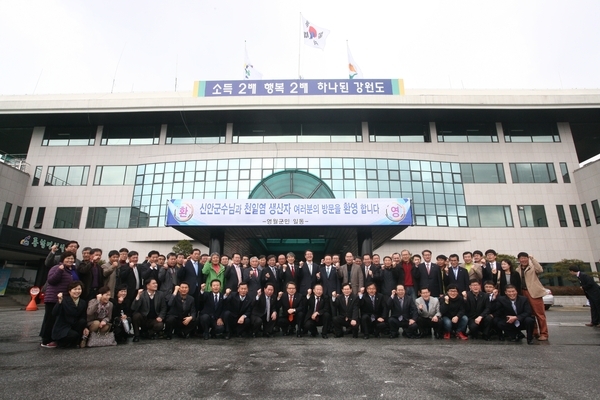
[347,44,363,79]
[244,48,263,80]
[302,15,330,50]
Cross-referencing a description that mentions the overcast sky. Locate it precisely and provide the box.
[1,0,599,95]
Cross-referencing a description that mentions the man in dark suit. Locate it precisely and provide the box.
[165,282,197,339]
[222,282,253,339]
[281,252,302,289]
[224,253,244,294]
[496,285,535,344]
[331,284,359,338]
[464,280,492,339]
[278,282,306,337]
[260,255,283,294]
[362,254,380,293]
[131,278,167,341]
[141,250,160,289]
[178,248,203,300]
[251,283,280,337]
[359,283,388,339]
[483,249,499,283]
[415,250,443,297]
[158,253,179,297]
[569,265,600,327]
[198,279,226,340]
[444,254,470,294]
[387,284,418,338]
[242,256,262,298]
[318,255,341,297]
[379,256,404,299]
[119,251,147,303]
[299,250,319,295]
[303,284,331,338]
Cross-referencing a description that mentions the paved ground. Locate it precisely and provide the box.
[0,302,598,400]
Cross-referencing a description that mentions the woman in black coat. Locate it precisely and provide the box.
[493,259,522,296]
[52,281,89,348]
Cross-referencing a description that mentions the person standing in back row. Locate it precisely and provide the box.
[514,252,548,341]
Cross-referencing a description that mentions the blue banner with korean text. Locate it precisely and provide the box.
[193,79,404,97]
[166,198,412,227]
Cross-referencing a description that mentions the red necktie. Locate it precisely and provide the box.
[290,265,295,277]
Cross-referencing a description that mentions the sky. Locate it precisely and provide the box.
[1,0,599,95]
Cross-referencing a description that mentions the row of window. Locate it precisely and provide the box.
[7,201,600,231]
[37,122,562,146]
[33,162,572,187]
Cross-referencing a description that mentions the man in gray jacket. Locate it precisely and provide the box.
[415,288,442,338]
[337,252,364,295]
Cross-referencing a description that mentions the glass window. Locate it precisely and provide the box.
[368,122,430,142]
[166,123,225,144]
[42,126,96,146]
[233,122,361,143]
[12,205,22,227]
[460,163,506,183]
[34,207,46,229]
[437,122,497,143]
[569,205,581,227]
[101,125,160,146]
[581,203,591,227]
[45,166,89,186]
[22,207,33,229]
[556,205,568,227]
[510,163,557,183]
[518,205,548,227]
[32,166,43,186]
[87,207,148,228]
[503,123,560,142]
[93,165,136,185]
[593,200,600,224]
[466,205,513,227]
[559,162,571,183]
[1,202,12,225]
[53,207,82,228]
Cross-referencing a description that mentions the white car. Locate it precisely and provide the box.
[543,289,554,310]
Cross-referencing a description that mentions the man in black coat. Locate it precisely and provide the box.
[387,284,418,338]
[278,282,306,337]
[415,250,443,297]
[260,255,284,294]
[496,285,535,344]
[224,253,244,294]
[303,284,331,338]
[119,251,147,303]
[318,255,340,298]
[298,250,319,295]
[359,283,388,339]
[242,256,262,298]
[331,284,359,338]
[222,282,253,339]
[443,254,470,294]
[177,249,203,300]
[250,283,281,337]
[569,265,600,327]
[198,279,226,340]
[464,280,492,339]
[165,282,197,339]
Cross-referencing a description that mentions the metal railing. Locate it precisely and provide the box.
[0,152,29,173]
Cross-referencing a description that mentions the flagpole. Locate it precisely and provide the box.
[298,12,302,79]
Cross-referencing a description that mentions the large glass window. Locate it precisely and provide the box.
[556,205,568,227]
[86,207,149,228]
[32,166,43,186]
[232,122,362,143]
[53,207,82,228]
[581,203,592,227]
[166,123,226,144]
[559,162,571,183]
[22,207,33,229]
[369,122,429,142]
[101,125,160,146]
[509,163,557,183]
[34,207,46,229]
[1,202,12,225]
[518,205,548,227]
[437,122,497,143]
[503,123,560,142]
[94,165,137,185]
[467,205,513,227]
[12,205,22,227]
[42,126,96,146]
[593,200,600,224]
[460,163,506,183]
[45,166,89,186]
[569,205,581,227]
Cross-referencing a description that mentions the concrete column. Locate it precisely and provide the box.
[209,229,225,255]
[357,228,373,256]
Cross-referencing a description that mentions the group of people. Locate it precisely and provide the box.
[39,241,566,348]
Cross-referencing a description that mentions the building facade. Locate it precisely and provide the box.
[1,88,599,287]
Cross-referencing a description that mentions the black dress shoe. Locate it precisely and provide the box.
[352,334,358,338]
[203,333,210,340]
[166,336,172,340]
[498,335,505,341]
[252,333,258,338]
[296,332,302,338]
[133,336,140,342]
[224,334,231,340]
[527,339,534,345]
[363,335,369,340]
[321,333,328,339]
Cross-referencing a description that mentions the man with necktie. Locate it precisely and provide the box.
[331,284,359,338]
[359,283,387,339]
[303,284,331,338]
[278,282,305,337]
[496,285,535,344]
[251,283,281,338]
[222,282,253,339]
[387,284,418,338]
[178,248,203,301]
[242,256,263,298]
[299,250,319,295]
[198,279,226,340]
[318,255,340,298]
[225,253,244,294]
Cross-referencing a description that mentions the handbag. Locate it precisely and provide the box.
[86,331,117,347]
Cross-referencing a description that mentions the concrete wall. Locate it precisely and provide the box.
[574,159,600,271]
[0,161,29,226]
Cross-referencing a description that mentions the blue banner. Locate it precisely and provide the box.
[193,79,404,97]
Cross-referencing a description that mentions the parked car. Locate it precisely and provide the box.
[543,288,554,310]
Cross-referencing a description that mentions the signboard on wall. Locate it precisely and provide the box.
[193,79,405,97]
[166,198,412,227]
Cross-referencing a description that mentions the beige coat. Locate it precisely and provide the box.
[515,257,546,298]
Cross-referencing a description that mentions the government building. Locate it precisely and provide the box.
[1,83,599,289]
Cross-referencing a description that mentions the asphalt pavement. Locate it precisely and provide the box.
[0,304,598,400]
